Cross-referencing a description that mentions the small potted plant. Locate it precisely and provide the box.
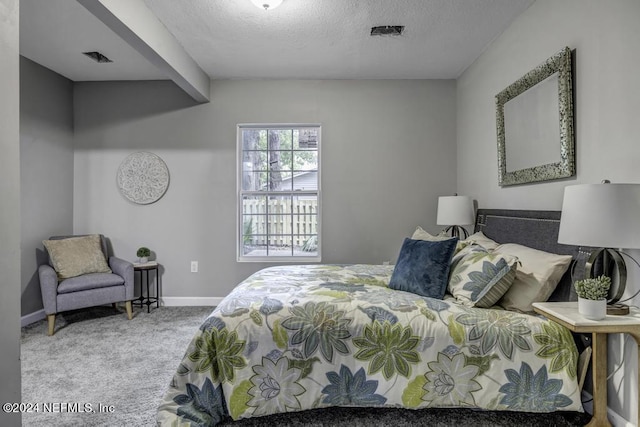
[136,247,151,264]
[574,275,611,320]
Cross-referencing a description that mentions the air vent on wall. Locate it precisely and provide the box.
[82,51,113,63]
[370,26,404,36]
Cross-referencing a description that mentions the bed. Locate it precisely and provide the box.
[157,209,586,426]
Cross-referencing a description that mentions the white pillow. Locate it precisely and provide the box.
[462,231,499,251]
[412,226,467,252]
[412,226,449,241]
[494,243,572,313]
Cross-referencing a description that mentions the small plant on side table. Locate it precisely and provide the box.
[575,276,611,300]
[137,247,151,264]
[575,275,611,320]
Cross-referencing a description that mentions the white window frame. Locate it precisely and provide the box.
[237,124,321,263]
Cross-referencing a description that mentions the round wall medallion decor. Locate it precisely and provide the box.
[116,152,170,205]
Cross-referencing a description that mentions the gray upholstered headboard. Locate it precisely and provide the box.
[474,209,588,302]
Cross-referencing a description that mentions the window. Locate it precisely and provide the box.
[237,124,320,262]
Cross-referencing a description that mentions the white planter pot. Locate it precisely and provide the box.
[139,257,148,264]
[578,297,606,320]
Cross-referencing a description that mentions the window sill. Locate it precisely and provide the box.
[237,255,322,263]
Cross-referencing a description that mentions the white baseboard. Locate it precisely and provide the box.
[21,309,46,327]
[581,390,633,427]
[161,297,221,307]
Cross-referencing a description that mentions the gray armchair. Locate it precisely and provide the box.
[39,234,134,335]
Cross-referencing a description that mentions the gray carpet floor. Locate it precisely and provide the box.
[21,306,591,427]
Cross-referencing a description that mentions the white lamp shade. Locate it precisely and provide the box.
[437,196,475,226]
[251,0,283,10]
[558,183,640,249]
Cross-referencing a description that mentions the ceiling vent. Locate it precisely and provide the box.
[82,51,113,63]
[370,26,404,36]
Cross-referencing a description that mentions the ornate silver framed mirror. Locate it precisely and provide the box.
[495,47,575,186]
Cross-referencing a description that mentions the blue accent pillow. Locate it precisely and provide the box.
[389,237,458,299]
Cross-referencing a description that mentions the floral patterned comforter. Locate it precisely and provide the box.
[157,265,582,426]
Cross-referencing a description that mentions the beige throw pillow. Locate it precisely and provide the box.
[494,243,572,313]
[43,235,111,279]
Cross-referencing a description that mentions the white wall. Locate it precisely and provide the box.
[73,79,457,300]
[0,0,22,425]
[20,57,75,316]
[457,0,640,423]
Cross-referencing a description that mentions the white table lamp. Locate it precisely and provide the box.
[558,181,640,303]
[437,195,475,238]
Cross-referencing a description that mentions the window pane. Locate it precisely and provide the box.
[242,150,267,191]
[269,150,292,171]
[293,151,317,172]
[242,129,267,150]
[241,195,265,256]
[264,173,283,191]
[242,151,267,171]
[293,197,318,241]
[267,196,291,221]
[268,129,292,150]
[294,128,319,150]
[266,196,290,254]
[296,235,318,256]
[292,173,318,192]
[241,171,267,191]
[292,196,318,213]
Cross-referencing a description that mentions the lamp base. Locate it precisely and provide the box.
[585,247,627,304]
[442,225,469,239]
[606,303,630,316]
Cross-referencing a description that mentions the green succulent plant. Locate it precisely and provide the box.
[574,275,611,301]
[136,247,151,258]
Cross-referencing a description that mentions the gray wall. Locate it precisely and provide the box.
[72,79,457,300]
[20,57,75,316]
[456,0,640,423]
[457,0,640,208]
[0,0,22,425]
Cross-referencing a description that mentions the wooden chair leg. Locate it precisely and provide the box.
[47,314,56,336]
[125,301,133,320]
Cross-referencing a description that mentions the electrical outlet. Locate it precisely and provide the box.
[191,261,198,273]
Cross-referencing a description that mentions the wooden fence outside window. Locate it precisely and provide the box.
[242,198,318,247]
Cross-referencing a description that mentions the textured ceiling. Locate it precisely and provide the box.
[144,0,535,79]
[19,0,535,82]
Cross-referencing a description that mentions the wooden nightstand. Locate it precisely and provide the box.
[533,302,640,427]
